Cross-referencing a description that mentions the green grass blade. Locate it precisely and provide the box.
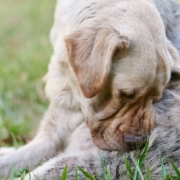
[33,174,40,180]
[139,138,149,168]
[124,156,133,180]
[101,157,108,180]
[75,168,80,180]
[131,156,144,180]
[20,171,26,180]
[14,168,29,178]
[100,156,106,176]
[11,132,18,149]
[60,165,68,180]
[168,159,180,178]
[77,166,95,180]
[105,165,111,180]
[100,157,112,180]
[10,162,14,180]
[145,166,152,180]
[159,151,166,179]
[133,163,138,179]
[165,173,177,180]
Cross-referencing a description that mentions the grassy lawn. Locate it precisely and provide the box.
[0,0,56,146]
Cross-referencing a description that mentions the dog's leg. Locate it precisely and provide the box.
[0,103,83,178]
[21,149,102,180]
[20,123,103,180]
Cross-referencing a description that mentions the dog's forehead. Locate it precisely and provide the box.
[112,50,156,78]
[111,49,170,94]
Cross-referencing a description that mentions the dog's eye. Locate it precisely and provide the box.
[119,90,136,99]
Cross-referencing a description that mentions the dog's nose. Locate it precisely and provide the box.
[123,134,148,150]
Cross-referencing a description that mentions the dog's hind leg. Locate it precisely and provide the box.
[0,103,83,178]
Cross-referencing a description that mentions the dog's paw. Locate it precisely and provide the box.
[0,147,16,156]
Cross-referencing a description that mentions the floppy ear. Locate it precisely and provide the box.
[166,40,180,87]
[64,27,129,98]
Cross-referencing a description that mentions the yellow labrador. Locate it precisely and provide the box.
[0,0,180,178]
[62,0,180,150]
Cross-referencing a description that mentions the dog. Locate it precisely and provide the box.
[0,0,180,178]
[20,84,180,180]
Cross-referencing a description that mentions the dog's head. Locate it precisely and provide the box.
[64,1,180,151]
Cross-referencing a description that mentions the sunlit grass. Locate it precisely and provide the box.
[0,0,55,145]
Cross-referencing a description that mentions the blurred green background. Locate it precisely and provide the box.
[0,0,56,146]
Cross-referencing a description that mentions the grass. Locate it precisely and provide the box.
[0,0,55,146]
[6,140,180,179]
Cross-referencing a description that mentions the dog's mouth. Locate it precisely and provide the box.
[91,129,148,151]
[87,99,155,151]
[92,136,113,151]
